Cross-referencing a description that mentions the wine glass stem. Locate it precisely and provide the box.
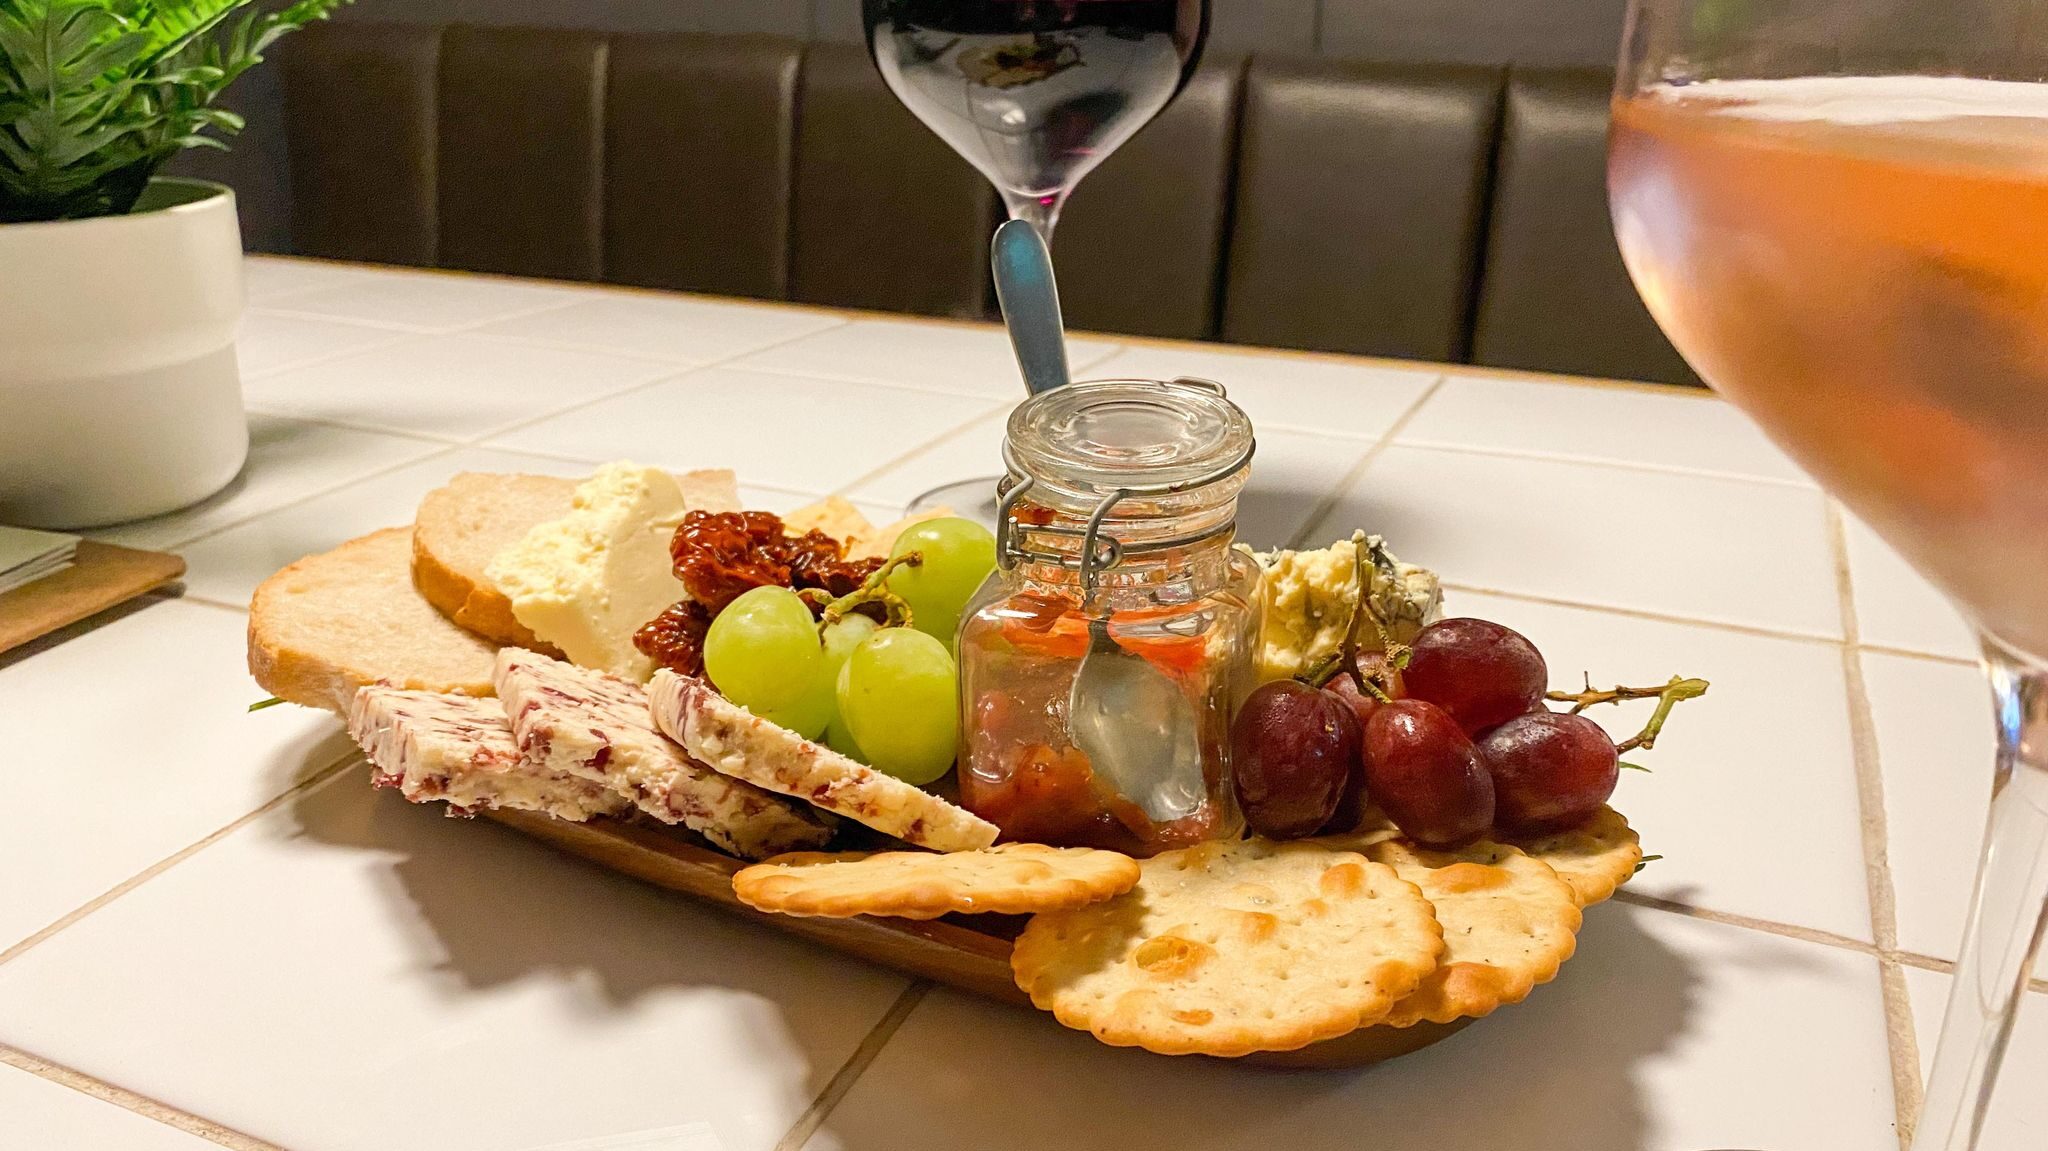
[1002,189,1067,244]
[1911,638,2048,1151]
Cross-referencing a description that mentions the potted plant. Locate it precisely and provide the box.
[0,0,349,529]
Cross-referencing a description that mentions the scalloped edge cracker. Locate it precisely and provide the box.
[1503,806,1643,907]
[1011,838,1444,1057]
[1365,838,1582,1027]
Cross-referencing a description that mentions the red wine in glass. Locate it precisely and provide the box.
[863,0,1210,238]
[864,1,1211,524]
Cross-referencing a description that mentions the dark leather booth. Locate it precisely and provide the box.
[280,23,1697,386]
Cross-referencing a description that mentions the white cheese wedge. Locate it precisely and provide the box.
[486,461,698,681]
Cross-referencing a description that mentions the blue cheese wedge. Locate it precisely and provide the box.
[346,685,628,821]
[485,461,703,682]
[1249,534,1442,683]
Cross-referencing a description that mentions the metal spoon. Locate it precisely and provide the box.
[991,218,1070,396]
[1063,499,1208,825]
[989,221,1202,822]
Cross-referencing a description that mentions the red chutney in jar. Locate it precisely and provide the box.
[955,586,1250,856]
[959,376,1260,856]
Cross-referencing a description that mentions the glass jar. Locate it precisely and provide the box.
[956,377,1261,856]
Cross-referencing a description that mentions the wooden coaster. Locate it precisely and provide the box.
[0,540,186,655]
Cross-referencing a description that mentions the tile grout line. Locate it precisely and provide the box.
[0,1044,288,1151]
[1892,949,2048,996]
[1392,435,1820,491]
[1285,376,1447,550]
[829,401,1010,504]
[159,311,858,556]
[1436,578,1848,645]
[1828,501,1922,1147]
[1858,641,1977,670]
[147,442,469,555]
[442,316,859,453]
[772,981,931,1151]
[814,339,1130,503]
[1612,890,1886,956]
[0,756,358,971]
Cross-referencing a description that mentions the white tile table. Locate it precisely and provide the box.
[0,257,2024,1151]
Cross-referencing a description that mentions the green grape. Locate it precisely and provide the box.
[814,614,879,755]
[837,628,960,785]
[823,712,867,761]
[820,614,879,677]
[703,585,827,733]
[887,517,995,646]
[755,671,833,740]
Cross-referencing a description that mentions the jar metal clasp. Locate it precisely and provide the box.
[994,377,1254,606]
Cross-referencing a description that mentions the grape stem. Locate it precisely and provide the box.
[806,552,922,632]
[1546,674,1711,753]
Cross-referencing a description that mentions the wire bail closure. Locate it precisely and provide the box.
[994,377,1255,607]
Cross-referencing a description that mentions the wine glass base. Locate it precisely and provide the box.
[905,476,1001,531]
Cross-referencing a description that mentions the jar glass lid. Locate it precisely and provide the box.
[1005,378,1254,510]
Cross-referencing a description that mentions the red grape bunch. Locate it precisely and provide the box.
[1231,613,1707,846]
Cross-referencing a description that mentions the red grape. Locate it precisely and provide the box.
[1477,710,1620,832]
[1324,671,1382,731]
[1402,618,1549,735]
[1361,700,1495,846]
[1231,681,1359,839]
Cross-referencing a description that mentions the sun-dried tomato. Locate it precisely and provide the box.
[667,511,884,614]
[634,600,714,677]
[637,511,889,677]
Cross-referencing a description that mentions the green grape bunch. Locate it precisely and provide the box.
[698,517,996,785]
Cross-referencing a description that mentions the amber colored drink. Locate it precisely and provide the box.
[1610,77,2048,656]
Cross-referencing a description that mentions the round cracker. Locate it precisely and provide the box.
[1503,806,1642,907]
[733,844,1140,920]
[1365,838,1582,1027]
[1011,839,1444,1057]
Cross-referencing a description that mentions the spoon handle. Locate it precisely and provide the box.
[991,219,1071,396]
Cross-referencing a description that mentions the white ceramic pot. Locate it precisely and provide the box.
[0,178,248,529]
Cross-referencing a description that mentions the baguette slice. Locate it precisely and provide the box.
[250,527,498,712]
[412,468,739,649]
[348,685,628,822]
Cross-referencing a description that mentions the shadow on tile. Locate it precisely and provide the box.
[280,767,896,1015]
[807,906,1715,1151]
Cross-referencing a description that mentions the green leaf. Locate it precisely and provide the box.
[1632,853,1665,875]
[247,695,286,712]
[1619,760,1652,773]
[1,0,353,220]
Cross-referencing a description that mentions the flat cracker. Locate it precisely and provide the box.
[733,844,1140,920]
[1503,806,1642,907]
[1365,838,1582,1027]
[1011,839,1444,1057]
[783,496,875,547]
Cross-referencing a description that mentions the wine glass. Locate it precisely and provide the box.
[1608,3,2048,1146]
[862,0,1212,521]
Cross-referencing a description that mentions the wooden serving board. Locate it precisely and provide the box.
[485,810,1477,1069]
[0,540,186,656]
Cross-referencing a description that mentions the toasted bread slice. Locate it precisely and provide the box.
[411,468,739,649]
[250,527,498,712]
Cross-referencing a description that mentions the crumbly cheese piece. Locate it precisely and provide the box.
[1249,535,1443,683]
[649,670,999,852]
[493,648,832,859]
[346,685,628,821]
[485,461,701,681]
